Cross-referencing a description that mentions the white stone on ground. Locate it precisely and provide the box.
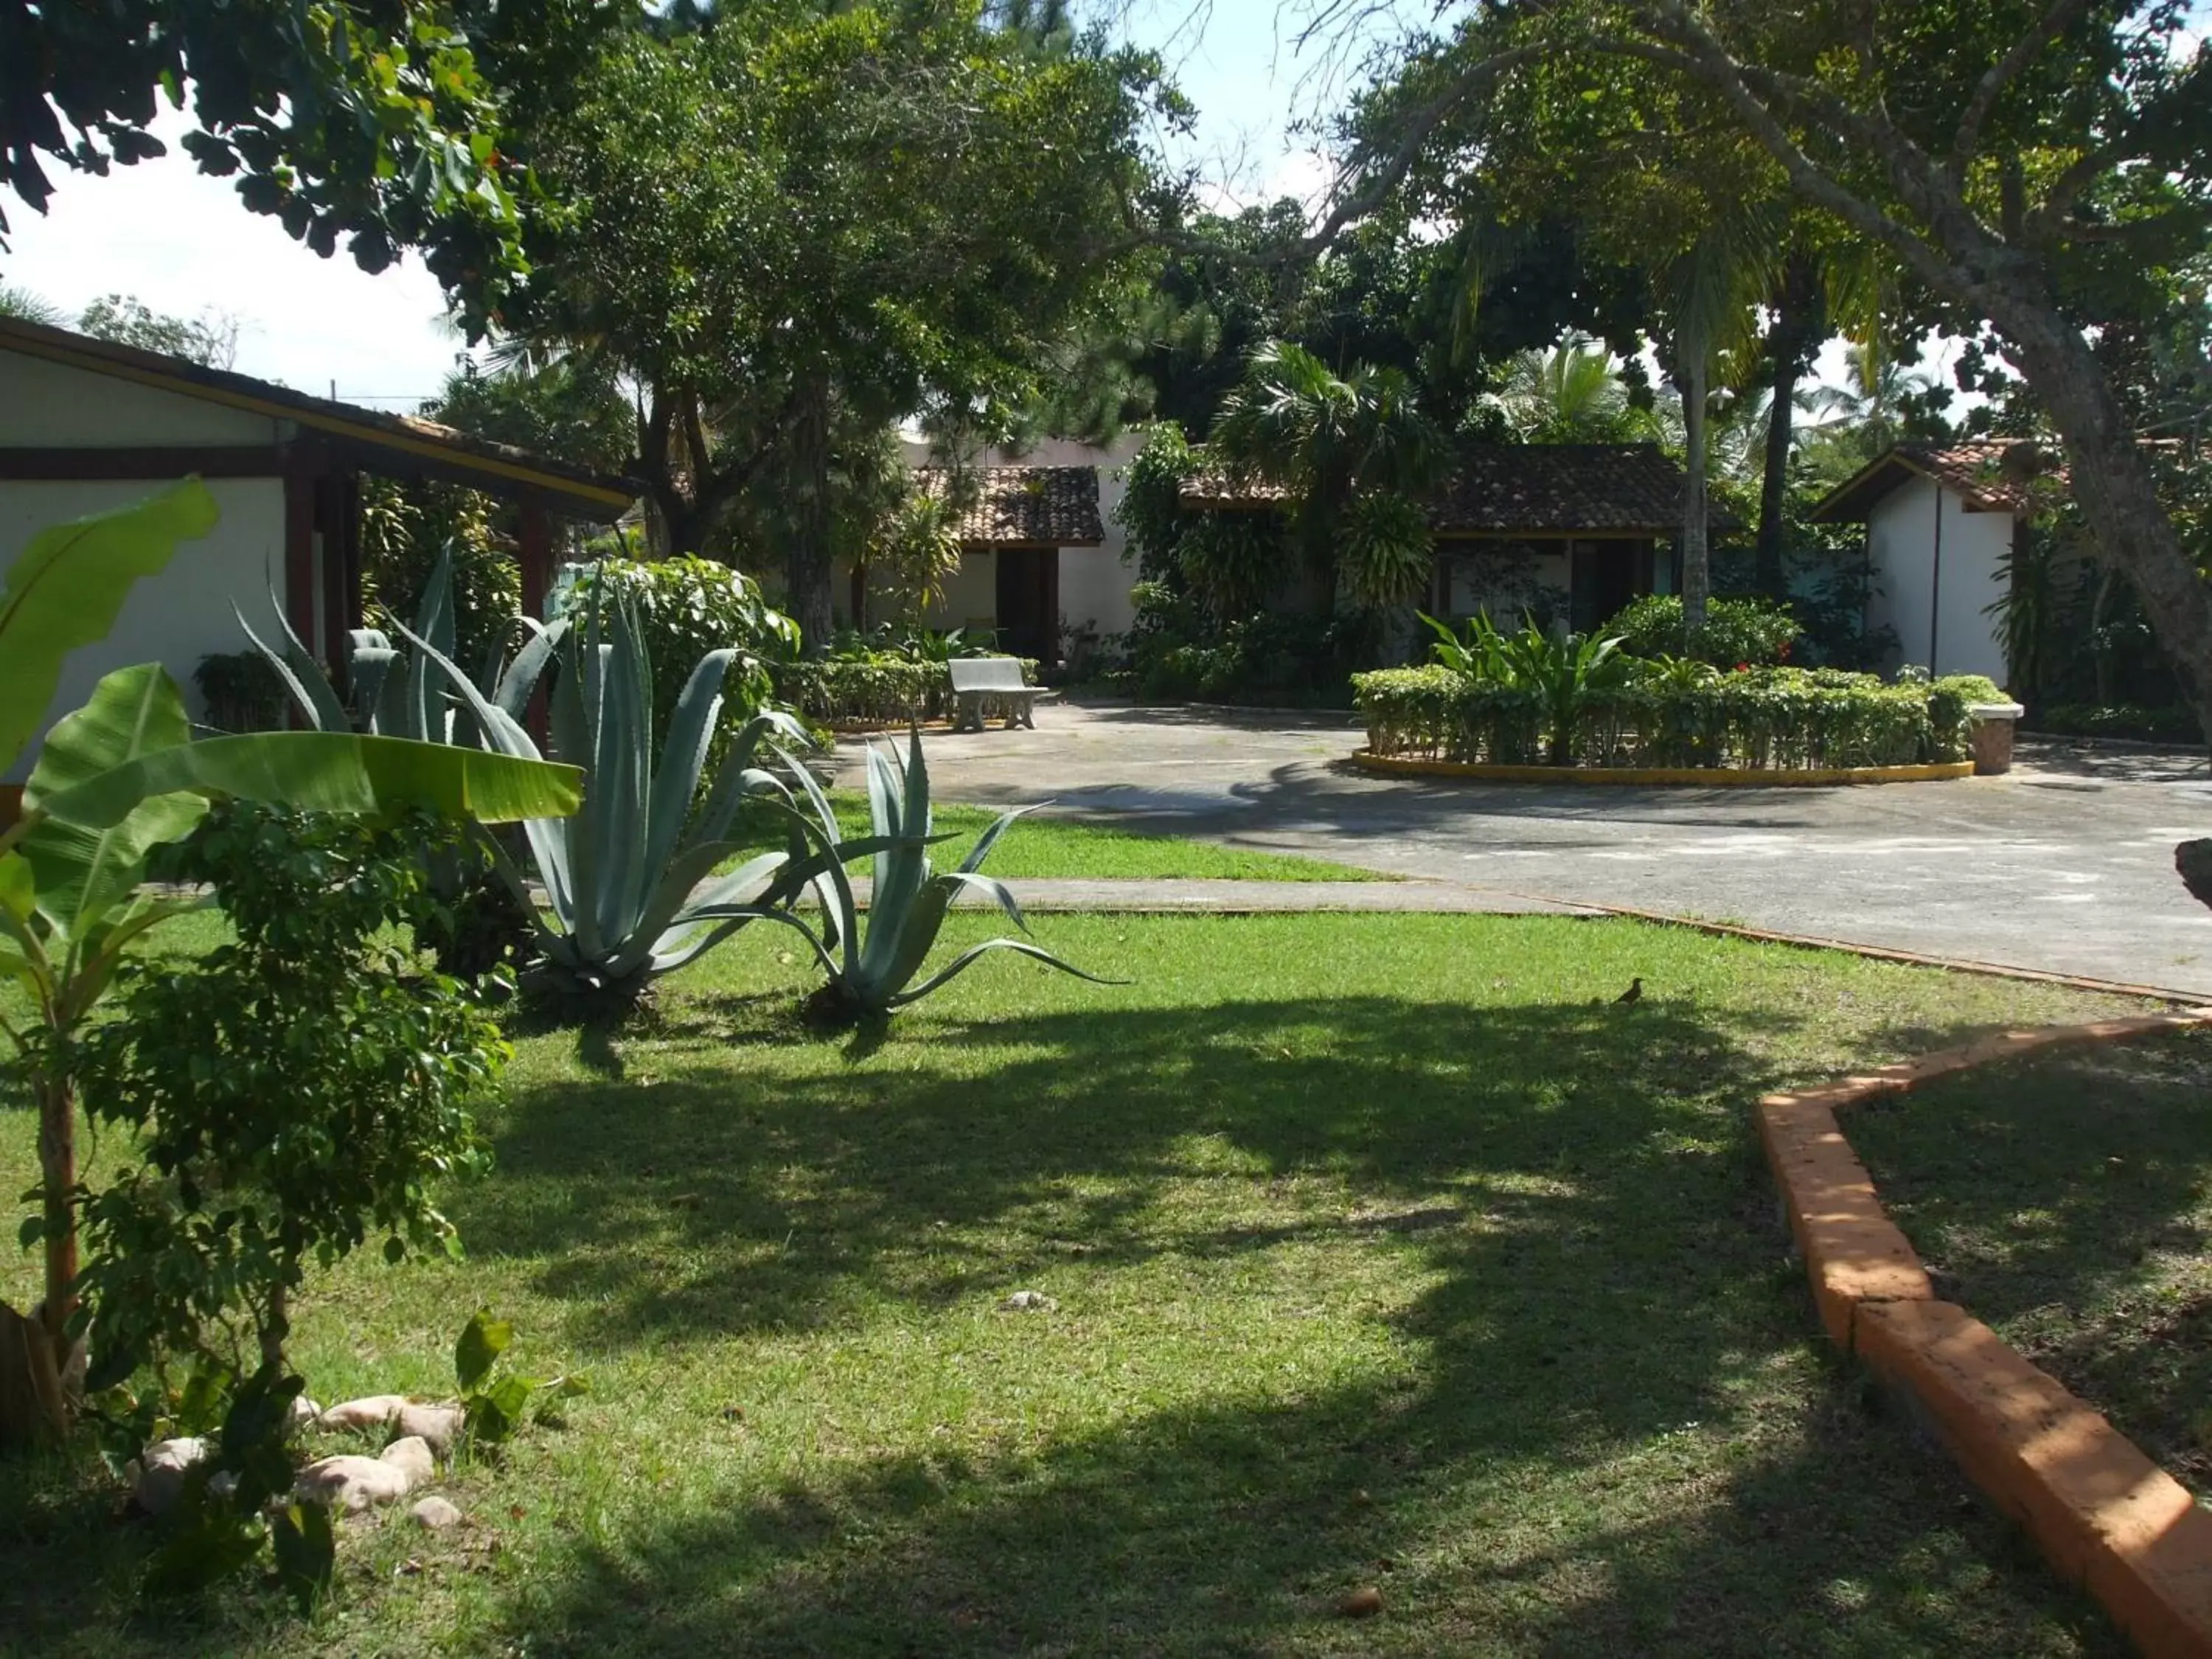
[410,1495,463,1531]
[129,1437,209,1515]
[296,1435,436,1512]
[998,1290,1057,1312]
[394,1402,465,1455]
[316,1394,409,1432]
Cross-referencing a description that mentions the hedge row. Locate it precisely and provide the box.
[771,656,1040,725]
[1353,665,1984,771]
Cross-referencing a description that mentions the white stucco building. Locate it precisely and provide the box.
[0,316,637,784]
[1812,442,2034,685]
[862,433,1144,668]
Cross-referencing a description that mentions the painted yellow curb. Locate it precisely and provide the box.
[1760,1010,2212,1655]
[1349,751,1978,786]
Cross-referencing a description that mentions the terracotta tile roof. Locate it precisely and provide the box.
[1428,443,1725,534]
[1811,440,2062,521]
[914,465,1104,546]
[1181,442,1730,535]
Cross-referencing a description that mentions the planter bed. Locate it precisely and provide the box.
[1349,751,1977,786]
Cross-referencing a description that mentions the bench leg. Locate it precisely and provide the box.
[1018,701,1035,731]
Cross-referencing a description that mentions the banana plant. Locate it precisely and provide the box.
[753,726,1114,1023]
[0,483,583,1412]
[407,585,866,1012]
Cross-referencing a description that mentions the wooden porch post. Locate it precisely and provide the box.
[518,494,553,622]
[281,443,327,675]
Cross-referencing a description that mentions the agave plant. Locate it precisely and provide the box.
[410,585,844,1012]
[757,727,1113,1023]
[240,545,557,745]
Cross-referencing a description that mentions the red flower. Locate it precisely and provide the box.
[1734,662,1750,673]
[1778,641,1792,661]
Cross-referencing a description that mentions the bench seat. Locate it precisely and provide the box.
[948,658,1044,731]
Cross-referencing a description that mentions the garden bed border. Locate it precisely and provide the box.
[1349,751,1977,786]
[1759,1009,2212,1656]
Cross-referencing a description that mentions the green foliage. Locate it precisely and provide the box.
[1422,612,1633,764]
[1178,510,1284,622]
[1602,594,1801,667]
[70,803,504,1381]
[1117,426,1200,581]
[2038,703,2202,742]
[771,655,1039,726]
[359,480,522,681]
[76,294,238,368]
[551,557,796,746]
[189,650,288,734]
[1335,489,1433,611]
[136,1366,327,1613]
[453,1307,588,1445]
[757,728,1115,1023]
[1358,661,1972,770]
[0,0,539,330]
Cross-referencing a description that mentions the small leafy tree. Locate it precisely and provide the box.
[69,803,505,1385]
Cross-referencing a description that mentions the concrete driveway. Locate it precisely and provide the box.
[834,698,2212,996]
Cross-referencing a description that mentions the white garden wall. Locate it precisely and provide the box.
[0,477,290,781]
[1865,475,2013,685]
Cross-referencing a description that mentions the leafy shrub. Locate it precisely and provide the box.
[771,655,1040,725]
[552,556,797,742]
[1178,509,1282,622]
[1604,594,1801,667]
[1116,426,1198,581]
[1335,488,1433,610]
[189,650,288,734]
[71,803,506,1385]
[360,479,521,677]
[1355,662,1969,769]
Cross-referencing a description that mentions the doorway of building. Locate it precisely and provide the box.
[993,547,1060,666]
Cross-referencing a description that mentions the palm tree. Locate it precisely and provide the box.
[0,282,63,326]
[1807,341,1947,456]
[1209,339,1448,611]
[1483,335,1643,442]
[1655,212,1780,628]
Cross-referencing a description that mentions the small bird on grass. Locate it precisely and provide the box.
[1613,977,1644,1006]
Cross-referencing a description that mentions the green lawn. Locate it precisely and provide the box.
[0,912,2154,1657]
[1849,1028,2212,1498]
[725,793,1385,881]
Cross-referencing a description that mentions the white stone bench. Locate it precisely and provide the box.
[949,658,1043,732]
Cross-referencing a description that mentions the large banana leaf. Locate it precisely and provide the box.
[29,727,583,831]
[18,665,206,940]
[0,481,218,776]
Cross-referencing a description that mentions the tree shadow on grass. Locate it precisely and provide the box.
[447,994,2124,1655]
[458,994,1803,1344]
[1850,1029,2212,1495]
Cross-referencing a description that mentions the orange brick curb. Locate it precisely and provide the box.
[1759,1009,2212,1655]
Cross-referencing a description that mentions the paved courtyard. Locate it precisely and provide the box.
[835,698,2212,996]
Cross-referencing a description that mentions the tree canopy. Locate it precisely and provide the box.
[0,0,615,330]
[507,0,1177,646]
[1329,0,2212,720]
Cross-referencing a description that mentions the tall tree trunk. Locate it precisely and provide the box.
[1680,349,1711,632]
[785,374,836,655]
[1756,254,1820,598]
[1986,289,2212,747]
[36,1076,76,1347]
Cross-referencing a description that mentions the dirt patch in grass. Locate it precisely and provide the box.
[1848,1026,2212,1497]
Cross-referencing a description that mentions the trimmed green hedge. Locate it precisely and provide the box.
[772,656,1040,724]
[1354,664,1983,770]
